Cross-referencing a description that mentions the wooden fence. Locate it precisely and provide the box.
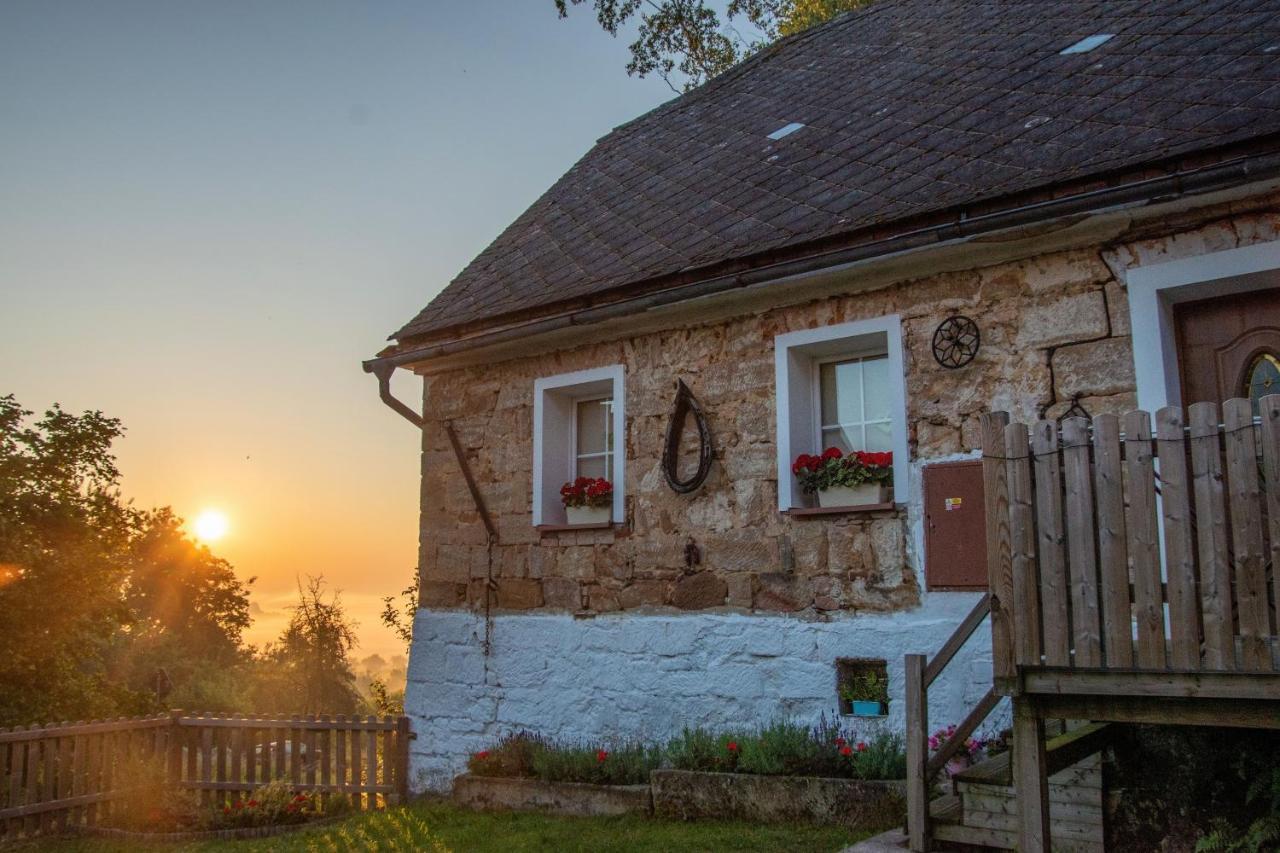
[985,397,1280,678]
[0,712,411,840]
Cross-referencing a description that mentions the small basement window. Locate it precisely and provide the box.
[774,316,907,510]
[533,365,625,526]
[836,658,889,717]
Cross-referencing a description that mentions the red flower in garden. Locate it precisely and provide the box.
[822,446,843,460]
[726,741,739,753]
[840,745,853,757]
[475,750,490,760]
[223,806,231,815]
[596,749,609,762]
[857,742,868,752]
[856,451,892,468]
[834,737,847,747]
[247,799,259,808]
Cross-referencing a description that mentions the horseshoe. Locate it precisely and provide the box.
[662,379,713,494]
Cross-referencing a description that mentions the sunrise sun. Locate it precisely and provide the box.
[193,509,230,543]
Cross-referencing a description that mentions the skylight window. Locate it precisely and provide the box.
[767,122,805,140]
[1060,34,1114,55]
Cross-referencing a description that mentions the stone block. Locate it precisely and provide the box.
[494,578,544,610]
[1053,336,1136,399]
[725,573,756,608]
[754,573,813,612]
[1016,290,1108,349]
[671,571,728,610]
[557,547,596,580]
[420,581,465,608]
[618,580,669,609]
[542,578,582,610]
[703,532,777,574]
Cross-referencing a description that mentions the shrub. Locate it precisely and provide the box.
[213,778,318,828]
[665,726,743,774]
[467,731,546,778]
[736,720,824,777]
[531,739,662,786]
[101,754,205,832]
[845,732,907,781]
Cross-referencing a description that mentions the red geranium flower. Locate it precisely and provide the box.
[822,446,843,460]
[857,742,868,752]
[726,741,739,752]
[475,750,490,760]
[247,799,258,807]
[840,745,853,757]
[834,737,847,747]
[596,749,609,762]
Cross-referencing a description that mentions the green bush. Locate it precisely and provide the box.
[531,739,663,786]
[467,716,909,785]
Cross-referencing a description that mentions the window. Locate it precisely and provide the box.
[774,317,907,510]
[817,354,893,454]
[532,366,625,526]
[573,397,614,478]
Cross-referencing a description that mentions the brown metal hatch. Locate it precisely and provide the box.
[923,459,988,590]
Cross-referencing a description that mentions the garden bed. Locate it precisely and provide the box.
[452,773,653,817]
[651,769,905,829]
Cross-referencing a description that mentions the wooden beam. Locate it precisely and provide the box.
[905,654,929,853]
[1013,698,1051,853]
[982,412,1015,692]
[1022,668,1280,701]
[1029,694,1280,730]
[924,594,991,687]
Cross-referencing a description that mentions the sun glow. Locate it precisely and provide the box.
[193,509,230,543]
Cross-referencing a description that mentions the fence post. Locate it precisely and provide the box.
[905,654,929,852]
[166,710,183,786]
[395,717,412,805]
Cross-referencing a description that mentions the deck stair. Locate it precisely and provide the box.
[927,724,1109,851]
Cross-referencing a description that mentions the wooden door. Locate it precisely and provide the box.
[1174,288,1280,408]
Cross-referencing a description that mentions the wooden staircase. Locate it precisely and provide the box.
[927,724,1109,851]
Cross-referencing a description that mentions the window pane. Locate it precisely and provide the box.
[575,397,611,455]
[820,361,863,426]
[861,354,891,421]
[576,455,608,479]
[865,421,893,452]
[821,426,856,454]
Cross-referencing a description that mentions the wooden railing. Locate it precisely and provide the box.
[983,397,1280,680]
[0,711,411,841]
[905,593,1000,850]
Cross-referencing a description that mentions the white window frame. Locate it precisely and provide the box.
[774,316,908,510]
[532,365,625,525]
[1127,240,1280,412]
[811,353,895,454]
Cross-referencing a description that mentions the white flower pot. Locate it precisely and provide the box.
[565,504,612,525]
[817,483,887,508]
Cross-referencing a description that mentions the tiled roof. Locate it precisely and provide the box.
[392,0,1280,344]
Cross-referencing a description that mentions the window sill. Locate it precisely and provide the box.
[785,502,897,517]
[535,522,619,532]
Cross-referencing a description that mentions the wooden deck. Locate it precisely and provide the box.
[906,396,1280,851]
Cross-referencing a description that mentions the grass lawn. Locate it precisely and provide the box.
[20,801,871,852]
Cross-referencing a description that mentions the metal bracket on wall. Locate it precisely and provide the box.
[662,379,714,493]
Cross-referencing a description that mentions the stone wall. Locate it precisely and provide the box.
[414,195,1280,617]
[404,600,998,791]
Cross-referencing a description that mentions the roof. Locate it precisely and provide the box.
[390,0,1280,346]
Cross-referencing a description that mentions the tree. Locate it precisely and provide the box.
[554,0,870,92]
[0,395,253,724]
[251,577,362,714]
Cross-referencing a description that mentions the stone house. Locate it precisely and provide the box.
[365,0,1280,790]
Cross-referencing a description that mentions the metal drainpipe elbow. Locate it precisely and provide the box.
[367,360,424,430]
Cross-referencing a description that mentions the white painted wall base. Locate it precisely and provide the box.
[404,596,1004,792]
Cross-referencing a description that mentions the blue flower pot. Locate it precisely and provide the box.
[851,700,882,716]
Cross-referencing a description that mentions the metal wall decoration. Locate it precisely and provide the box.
[931,315,980,369]
[662,379,713,494]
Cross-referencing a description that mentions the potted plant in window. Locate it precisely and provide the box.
[560,476,613,525]
[793,448,892,508]
[840,671,888,717]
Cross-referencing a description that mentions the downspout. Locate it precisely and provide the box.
[368,360,423,429]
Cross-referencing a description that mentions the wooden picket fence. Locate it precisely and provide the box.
[987,397,1280,678]
[0,711,411,841]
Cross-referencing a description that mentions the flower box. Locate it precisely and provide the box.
[650,769,905,829]
[452,774,652,817]
[817,483,888,508]
[565,504,612,526]
[849,700,884,717]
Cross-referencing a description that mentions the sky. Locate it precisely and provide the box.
[0,0,679,658]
